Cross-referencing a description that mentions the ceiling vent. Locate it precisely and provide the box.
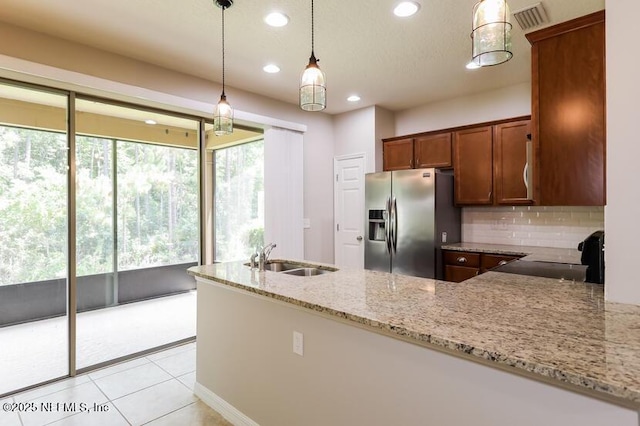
[512,2,549,31]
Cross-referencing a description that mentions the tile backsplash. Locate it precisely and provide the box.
[462,206,604,249]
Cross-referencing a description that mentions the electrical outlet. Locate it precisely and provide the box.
[293,331,304,356]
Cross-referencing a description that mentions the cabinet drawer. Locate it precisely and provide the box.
[445,265,480,283]
[444,251,480,268]
[481,254,521,272]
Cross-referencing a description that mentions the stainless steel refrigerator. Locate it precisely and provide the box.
[364,168,460,279]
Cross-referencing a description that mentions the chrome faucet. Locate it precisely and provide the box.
[258,243,277,271]
[249,251,259,269]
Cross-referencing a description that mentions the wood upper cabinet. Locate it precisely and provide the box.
[526,11,605,206]
[453,126,493,205]
[383,133,452,171]
[414,133,452,168]
[384,116,532,206]
[383,138,414,171]
[493,120,533,205]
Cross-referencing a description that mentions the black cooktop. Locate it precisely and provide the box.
[492,259,587,282]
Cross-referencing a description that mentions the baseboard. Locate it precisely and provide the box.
[194,381,259,426]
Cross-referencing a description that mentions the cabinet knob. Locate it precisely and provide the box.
[456,256,467,263]
[356,236,363,241]
[498,260,508,266]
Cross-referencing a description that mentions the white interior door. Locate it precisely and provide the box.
[334,154,365,269]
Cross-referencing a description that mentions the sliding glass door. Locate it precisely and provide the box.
[0,83,69,395]
[75,98,199,369]
[0,83,202,396]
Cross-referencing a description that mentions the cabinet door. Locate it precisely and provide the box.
[383,139,414,171]
[493,120,533,205]
[444,265,480,282]
[453,126,493,205]
[528,12,605,206]
[414,133,452,168]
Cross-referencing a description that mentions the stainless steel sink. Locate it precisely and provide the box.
[244,260,337,276]
[281,267,330,276]
[263,261,303,272]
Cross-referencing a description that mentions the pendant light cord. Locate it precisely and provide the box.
[311,0,315,56]
[221,5,226,96]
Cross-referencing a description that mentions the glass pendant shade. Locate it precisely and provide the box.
[299,54,326,112]
[213,93,233,136]
[471,0,512,67]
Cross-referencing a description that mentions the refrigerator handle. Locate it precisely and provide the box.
[385,197,392,254]
[392,197,398,252]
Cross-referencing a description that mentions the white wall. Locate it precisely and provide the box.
[0,21,336,264]
[333,106,376,172]
[605,0,640,304]
[332,105,396,175]
[394,82,531,135]
[374,106,395,172]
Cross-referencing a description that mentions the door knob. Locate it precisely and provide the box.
[356,236,363,241]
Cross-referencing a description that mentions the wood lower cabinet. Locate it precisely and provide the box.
[414,133,452,168]
[445,265,480,283]
[493,120,532,205]
[480,253,521,273]
[383,138,414,171]
[526,11,605,206]
[443,250,480,282]
[443,250,522,282]
[453,126,493,205]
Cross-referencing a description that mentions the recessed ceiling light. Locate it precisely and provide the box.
[265,12,289,27]
[263,64,281,73]
[394,2,420,17]
[466,61,480,70]
[144,119,157,125]
[347,95,361,102]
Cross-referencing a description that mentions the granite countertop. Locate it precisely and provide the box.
[441,242,583,264]
[188,259,640,408]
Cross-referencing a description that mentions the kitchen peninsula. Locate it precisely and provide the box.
[188,256,640,426]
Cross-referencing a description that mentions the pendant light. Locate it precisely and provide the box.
[213,0,233,136]
[470,0,513,67]
[299,0,326,111]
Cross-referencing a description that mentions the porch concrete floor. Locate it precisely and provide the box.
[0,291,196,396]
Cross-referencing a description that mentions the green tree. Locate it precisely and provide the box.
[1,125,199,285]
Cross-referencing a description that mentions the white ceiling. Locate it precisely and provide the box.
[0,0,604,115]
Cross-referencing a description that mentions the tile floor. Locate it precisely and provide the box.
[0,291,197,395]
[0,342,232,426]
